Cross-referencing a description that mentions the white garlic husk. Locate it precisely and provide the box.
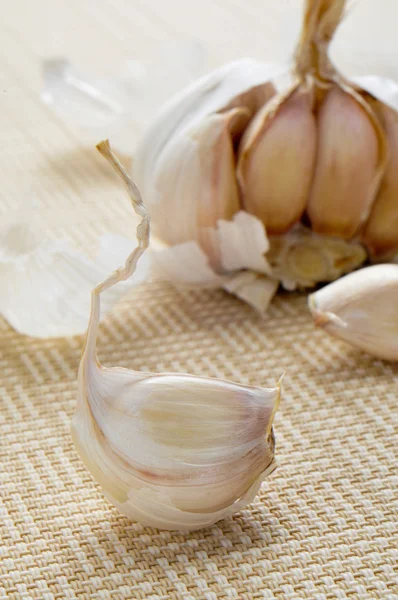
[0,203,149,338]
[133,59,281,247]
[132,0,398,313]
[308,264,398,361]
[132,59,286,313]
[72,141,281,532]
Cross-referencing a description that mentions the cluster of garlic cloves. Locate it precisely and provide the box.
[131,0,398,312]
[72,141,281,531]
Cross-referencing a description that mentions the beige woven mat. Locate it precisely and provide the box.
[1,1,398,598]
[1,282,398,600]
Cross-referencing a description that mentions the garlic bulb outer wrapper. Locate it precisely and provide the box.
[72,140,281,532]
[133,59,278,245]
[155,107,250,264]
[308,264,398,361]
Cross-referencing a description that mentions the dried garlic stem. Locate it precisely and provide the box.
[82,140,150,364]
[294,0,347,81]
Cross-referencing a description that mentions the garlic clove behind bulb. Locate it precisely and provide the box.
[72,140,282,532]
[308,264,398,361]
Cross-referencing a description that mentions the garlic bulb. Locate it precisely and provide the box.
[133,0,398,312]
[308,264,398,361]
[72,141,281,531]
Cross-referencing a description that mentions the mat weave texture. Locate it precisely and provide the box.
[1,0,398,598]
[1,279,398,599]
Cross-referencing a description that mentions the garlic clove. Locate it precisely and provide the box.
[237,85,317,234]
[308,264,398,361]
[307,86,380,239]
[134,59,279,204]
[73,367,280,530]
[362,102,398,259]
[196,108,251,235]
[73,140,281,532]
[153,107,250,254]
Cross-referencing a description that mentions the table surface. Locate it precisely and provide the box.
[1,1,398,599]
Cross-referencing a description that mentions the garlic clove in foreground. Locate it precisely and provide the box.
[72,140,281,531]
[73,367,280,530]
[308,264,398,361]
[237,85,317,235]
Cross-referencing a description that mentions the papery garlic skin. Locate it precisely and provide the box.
[72,141,281,532]
[41,42,208,155]
[133,59,278,248]
[308,264,398,361]
[0,207,149,338]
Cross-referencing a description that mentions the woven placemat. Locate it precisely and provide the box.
[1,276,397,599]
